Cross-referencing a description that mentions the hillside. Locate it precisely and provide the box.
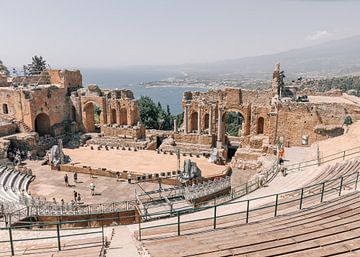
[184,35,360,78]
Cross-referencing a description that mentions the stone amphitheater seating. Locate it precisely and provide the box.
[0,227,108,257]
[137,158,360,256]
[0,166,34,204]
[142,191,360,256]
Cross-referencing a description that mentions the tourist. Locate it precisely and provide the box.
[73,190,78,201]
[27,151,31,160]
[64,174,69,186]
[90,182,95,196]
[127,173,131,184]
[74,172,78,183]
[61,199,65,206]
[52,197,57,204]
[77,193,81,203]
[279,157,286,176]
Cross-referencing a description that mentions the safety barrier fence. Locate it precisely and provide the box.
[1,170,358,255]
[0,215,130,256]
[285,146,360,173]
[138,170,360,240]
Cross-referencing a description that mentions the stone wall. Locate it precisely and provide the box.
[0,122,17,137]
[101,124,145,139]
[275,102,360,146]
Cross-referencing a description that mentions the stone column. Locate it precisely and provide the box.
[197,105,201,135]
[209,105,213,135]
[217,107,223,143]
[174,119,178,133]
[184,105,189,134]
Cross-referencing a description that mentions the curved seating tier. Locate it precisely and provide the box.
[142,191,360,256]
[136,159,360,247]
[0,165,34,207]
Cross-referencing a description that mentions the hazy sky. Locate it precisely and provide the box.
[1,0,360,68]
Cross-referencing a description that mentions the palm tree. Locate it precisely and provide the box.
[27,55,47,75]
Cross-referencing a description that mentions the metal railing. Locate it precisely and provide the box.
[138,170,360,240]
[285,146,360,173]
[0,216,120,256]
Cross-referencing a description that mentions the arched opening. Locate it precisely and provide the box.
[35,113,50,136]
[225,111,244,137]
[257,117,264,134]
[83,102,101,132]
[204,113,209,130]
[119,108,127,125]
[2,104,8,114]
[71,106,76,122]
[110,109,117,124]
[190,112,198,132]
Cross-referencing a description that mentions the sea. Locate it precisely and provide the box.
[82,68,208,115]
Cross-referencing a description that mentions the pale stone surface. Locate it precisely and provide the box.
[63,146,227,177]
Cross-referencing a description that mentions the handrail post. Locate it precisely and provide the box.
[355,172,359,191]
[138,214,142,241]
[56,223,61,251]
[213,205,217,229]
[298,163,300,171]
[8,226,14,256]
[246,200,250,224]
[299,188,304,209]
[101,221,105,246]
[320,182,325,203]
[339,177,344,196]
[177,211,181,236]
[343,151,346,160]
[274,194,279,217]
[246,182,248,194]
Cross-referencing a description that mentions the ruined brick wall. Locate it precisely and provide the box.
[275,102,360,146]
[48,69,82,90]
[180,87,272,145]
[101,124,145,139]
[0,75,8,87]
[78,86,140,133]
[0,122,17,137]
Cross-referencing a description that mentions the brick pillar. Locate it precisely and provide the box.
[209,105,213,135]
[174,119,178,133]
[197,105,201,135]
[217,107,222,142]
[184,105,189,134]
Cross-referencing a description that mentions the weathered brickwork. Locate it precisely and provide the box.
[0,70,142,139]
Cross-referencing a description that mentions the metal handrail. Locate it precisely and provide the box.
[138,170,360,239]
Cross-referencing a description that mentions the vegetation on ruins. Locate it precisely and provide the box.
[225,112,243,137]
[300,76,360,96]
[0,60,9,76]
[24,56,48,75]
[137,96,180,130]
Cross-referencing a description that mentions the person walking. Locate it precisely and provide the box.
[73,190,78,202]
[90,182,95,196]
[64,174,69,187]
[74,172,78,183]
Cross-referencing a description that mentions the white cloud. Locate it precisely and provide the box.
[305,30,332,41]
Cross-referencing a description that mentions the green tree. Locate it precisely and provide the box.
[137,96,160,129]
[0,60,9,76]
[27,55,47,75]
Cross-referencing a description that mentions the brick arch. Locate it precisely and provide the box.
[119,108,127,125]
[257,117,265,134]
[82,101,102,132]
[204,113,209,129]
[110,108,117,124]
[35,113,51,136]
[190,111,198,132]
[223,108,250,136]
